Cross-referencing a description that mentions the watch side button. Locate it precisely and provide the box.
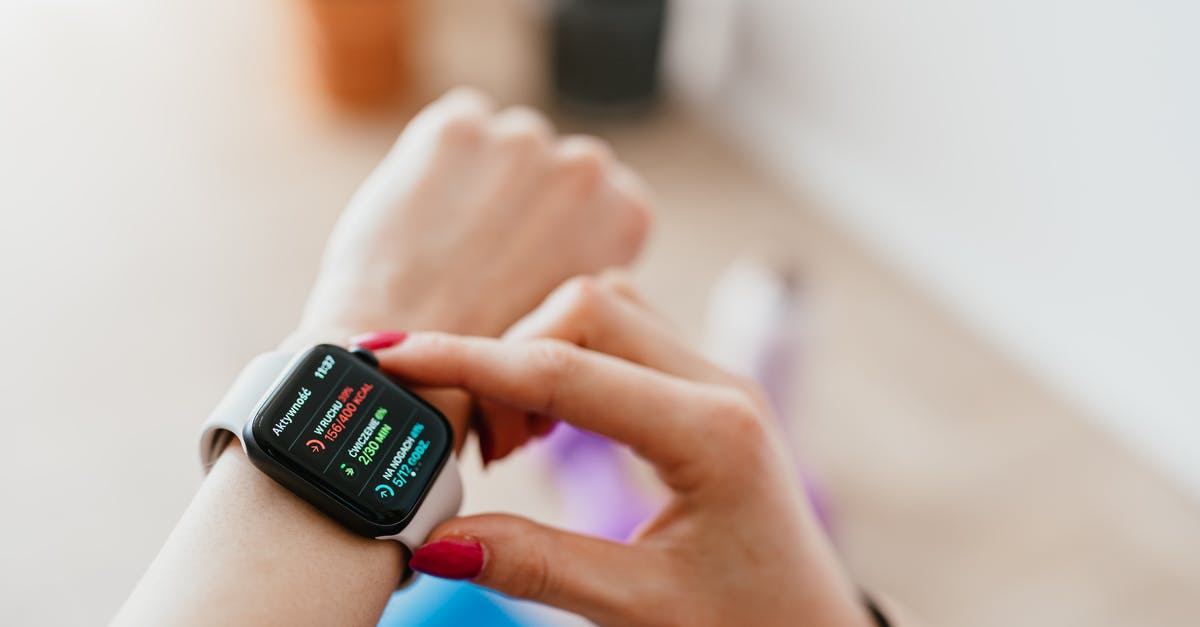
[350,346,380,368]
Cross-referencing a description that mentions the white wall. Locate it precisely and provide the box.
[670,0,1200,496]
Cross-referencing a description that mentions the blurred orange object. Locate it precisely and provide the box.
[303,0,419,109]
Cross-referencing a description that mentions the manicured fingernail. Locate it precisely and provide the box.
[349,331,408,351]
[409,539,483,580]
[478,421,496,467]
[534,415,560,438]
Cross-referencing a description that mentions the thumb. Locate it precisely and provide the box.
[408,513,653,621]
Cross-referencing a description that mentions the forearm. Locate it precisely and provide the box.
[112,87,654,625]
[114,309,477,625]
[114,441,401,626]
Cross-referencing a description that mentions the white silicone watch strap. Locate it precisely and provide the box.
[198,350,462,547]
[199,351,297,471]
[387,452,463,548]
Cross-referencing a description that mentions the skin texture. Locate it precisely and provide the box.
[289,85,650,456]
[113,88,651,627]
[373,273,875,627]
[295,88,651,343]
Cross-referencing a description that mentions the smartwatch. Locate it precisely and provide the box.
[199,344,462,551]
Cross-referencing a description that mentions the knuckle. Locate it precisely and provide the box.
[533,276,612,345]
[558,275,606,322]
[435,111,487,146]
[617,196,653,257]
[529,338,576,371]
[629,193,653,232]
[728,373,769,405]
[526,338,580,399]
[497,130,544,155]
[704,389,750,422]
[580,166,652,261]
[504,547,555,601]
[561,277,614,346]
[491,108,552,151]
[705,389,767,448]
[554,137,612,189]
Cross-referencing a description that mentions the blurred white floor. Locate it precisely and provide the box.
[1,1,1199,626]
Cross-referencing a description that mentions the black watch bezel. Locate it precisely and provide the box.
[241,344,453,538]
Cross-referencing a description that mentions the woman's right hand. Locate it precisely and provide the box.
[373,275,879,627]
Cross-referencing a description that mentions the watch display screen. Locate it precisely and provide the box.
[249,345,452,526]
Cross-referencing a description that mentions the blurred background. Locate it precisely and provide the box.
[2,0,1199,625]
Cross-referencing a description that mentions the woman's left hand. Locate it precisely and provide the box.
[288,88,651,347]
[278,88,653,446]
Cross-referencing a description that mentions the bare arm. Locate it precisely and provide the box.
[116,439,402,626]
[113,87,650,626]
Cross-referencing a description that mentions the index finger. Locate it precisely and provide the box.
[374,332,715,481]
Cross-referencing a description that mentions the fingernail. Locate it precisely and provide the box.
[478,421,496,467]
[534,415,560,438]
[349,331,408,351]
[409,539,483,580]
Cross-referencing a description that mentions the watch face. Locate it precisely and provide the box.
[248,345,452,529]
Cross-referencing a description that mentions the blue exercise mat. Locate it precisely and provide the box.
[379,576,554,626]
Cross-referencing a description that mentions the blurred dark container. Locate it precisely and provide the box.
[551,0,666,113]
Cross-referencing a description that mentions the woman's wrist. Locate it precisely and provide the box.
[294,268,512,346]
[281,302,488,352]
[116,438,402,626]
[209,440,404,607]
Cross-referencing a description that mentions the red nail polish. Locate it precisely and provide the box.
[533,415,560,438]
[349,331,408,351]
[478,422,496,467]
[409,539,483,580]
